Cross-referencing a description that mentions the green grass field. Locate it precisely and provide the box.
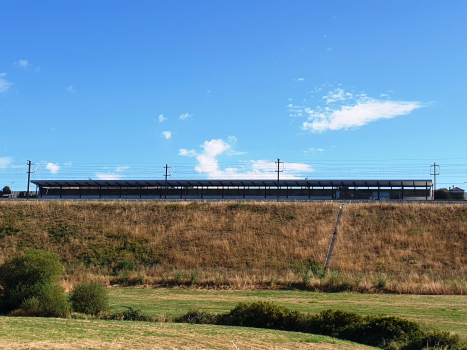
[0,316,375,350]
[108,287,467,338]
[1,287,466,349]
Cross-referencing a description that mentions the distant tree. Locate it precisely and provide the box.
[1,186,11,194]
[434,188,454,200]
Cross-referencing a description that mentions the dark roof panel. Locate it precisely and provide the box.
[31,179,433,188]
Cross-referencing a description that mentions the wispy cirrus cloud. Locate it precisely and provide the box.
[0,157,13,168]
[116,166,129,172]
[95,165,129,180]
[66,85,76,93]
[14,59,30,69]
[179,113,193,120]
[0,73,13,93]
[96,173,121,180]
[162,131,172,139]
[158,114,166,122]
[45,163,60,174]
[179,138,312,179]
[289,87,423,132]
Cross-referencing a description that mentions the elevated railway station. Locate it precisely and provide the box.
[31,179,433,200]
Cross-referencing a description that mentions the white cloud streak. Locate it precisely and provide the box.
[66,85,76,93]
[162,131,172,139]
[15,59,29,69]
[179,113,193,120]
[179,149,197,157]
[179,138,313,179]
[158,114,166,122]
[289,87,423,132]
[0,73,13,93]
[116,166,129,172]
[45,163,60,174]
[96,173,121,180]
[0,157,12,168]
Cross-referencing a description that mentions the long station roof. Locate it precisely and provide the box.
[31,179,433,188]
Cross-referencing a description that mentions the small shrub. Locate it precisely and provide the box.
[35,284,71,317]
[175,271,183,285]
[116,271,130,284]
[69,282,109,315]
[219,301,301,330]
[190,270,197,286]
[402,330,461,350]
[377,274,387,288]
[19,284,70,318]
[136,273,146,285]
[175,310,218,324]
[339,315,424,347]
[106,307,155,322]
[117,260,134,270]
[0,250,63,313]
[305,309,363,337]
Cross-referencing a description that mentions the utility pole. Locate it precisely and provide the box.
[430,162,440,200]
[26,161,40,200]
[164,164,172,199]
[275,158,284,201]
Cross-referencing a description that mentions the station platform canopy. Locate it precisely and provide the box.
[31,179,433,188]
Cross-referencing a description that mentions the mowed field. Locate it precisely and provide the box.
[1,201,466,294]
[106,288,467,338]
[1,287,466,349]
[0,316,377,350]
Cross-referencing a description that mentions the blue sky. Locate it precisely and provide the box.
[1,1,467,190]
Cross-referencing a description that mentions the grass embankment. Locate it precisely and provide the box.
[0,201,466,294]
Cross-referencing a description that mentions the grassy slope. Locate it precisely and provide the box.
[108,288,467,338]
[1,201,467,293]
[0,316,376,350]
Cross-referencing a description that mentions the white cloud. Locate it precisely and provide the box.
[292,87,423,132]
[15,59,29,69]
[303,100,422,132]
[303,148,324,154]
[179,113,193,120]
[158,114,166,122]
[162,131,172,139]
[0,157,12,168]
[116,166,129,172]
[298,78,305,81]
[45,163,60,174]
[66,85,76,93]
[0,73,13,93]
[96,173,121,180]
[64,161,72,166]
[179,149,197,157]
[180,138,312,179]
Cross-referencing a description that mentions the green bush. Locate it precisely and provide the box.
[175,310,218,324]
[218,301,303,331]
[0,250,63,313]
[402,330,461,350]
[304,309,363,337]
[69,282,109,315]
[339,315,423,347]
[105,307,154,322]
[19,284,70,318]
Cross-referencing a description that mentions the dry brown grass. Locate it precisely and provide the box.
[0,201,466,294]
